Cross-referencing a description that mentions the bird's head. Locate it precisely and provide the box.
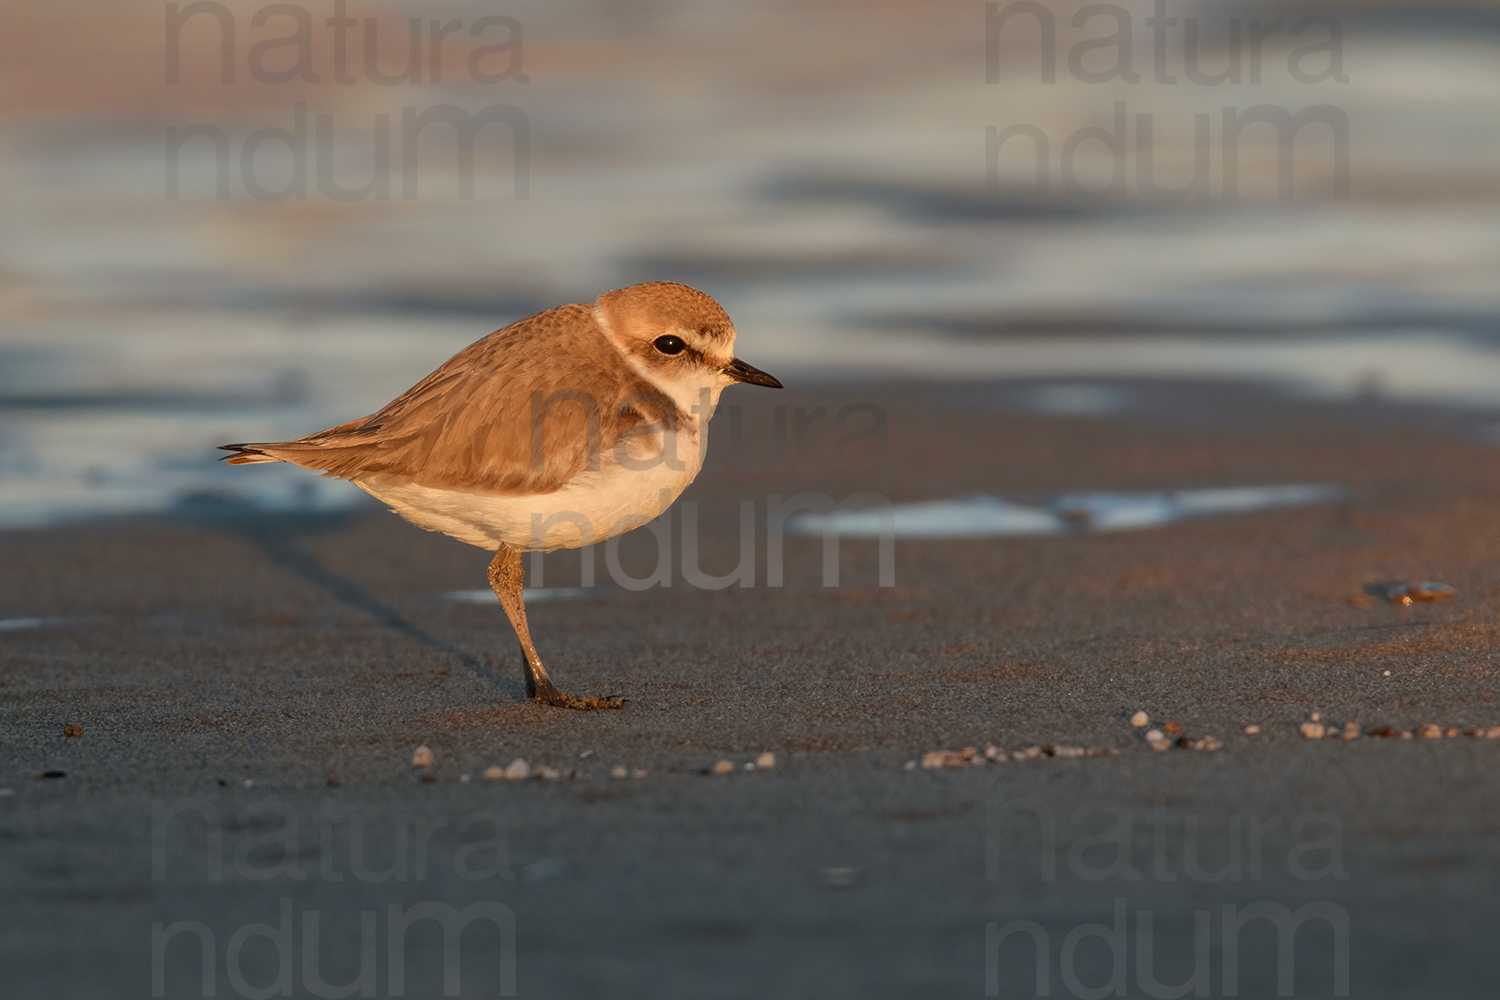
[595,282,782,415]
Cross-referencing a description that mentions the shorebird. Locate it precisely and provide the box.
[221,282,781,709]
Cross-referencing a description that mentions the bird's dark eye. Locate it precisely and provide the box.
[653,335,686,356]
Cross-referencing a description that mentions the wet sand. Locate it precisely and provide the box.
[3,379,1500,998]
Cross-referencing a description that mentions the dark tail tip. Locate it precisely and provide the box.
[218,443,271,464]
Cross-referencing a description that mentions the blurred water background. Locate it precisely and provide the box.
[1,0,1498,527]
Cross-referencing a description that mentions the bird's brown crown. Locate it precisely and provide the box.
[595,281,735,349]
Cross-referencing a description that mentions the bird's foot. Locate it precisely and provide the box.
[530,680,625,711]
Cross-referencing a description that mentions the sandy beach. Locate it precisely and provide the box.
[4,378,1499,997]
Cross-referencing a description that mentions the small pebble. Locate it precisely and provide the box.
[1367,581,1456,605]
[411,746,433,768]
[1408,582,1456,602]
[535,765,561,780]
[1382,670,1391,677]
[1300,722,1326,739]
[1446,728,1459,737]
[482,765,506,781]
[611,766,628,779]
[1244,725,1261,735]
[1162,722,1181,734]
[756,752,776,768]
[1310,712,1321,722]
[243,778,254,788]
[503,758,530,780]
[906,743,1125,763]
[1366,726,1408,739]
[1177,735,1222,751]
[1416,724,1443,739]
[1144,730,1170,750]
[63,724,83,738]
[459,773,471,783]
[820,867,860,888]
[713,760,734,775]
[1342,723,1360,740]
[918,750,971,768]
[634,769,647,779]
[1467,726,1500,739]
[1130,711,1149,727]
[579,750,593,759]
[743,762,756,771]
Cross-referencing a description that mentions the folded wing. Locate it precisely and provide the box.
[221,303,678,496]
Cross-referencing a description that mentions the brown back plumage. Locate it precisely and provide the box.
[221,300,681,495]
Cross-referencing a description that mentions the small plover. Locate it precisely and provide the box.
[222,282,781,709]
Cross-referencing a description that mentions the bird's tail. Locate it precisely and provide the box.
[218,443,284,465]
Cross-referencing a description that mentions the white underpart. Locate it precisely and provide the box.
[355,420,705,551]
[354,323,726,552]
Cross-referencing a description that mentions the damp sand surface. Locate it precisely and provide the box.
[2,380,1500,998]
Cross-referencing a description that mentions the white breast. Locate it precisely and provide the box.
[354,421,705,552]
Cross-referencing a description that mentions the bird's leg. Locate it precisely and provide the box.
[486,545,623,710]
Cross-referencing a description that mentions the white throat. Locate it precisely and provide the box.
[593,306,729,423]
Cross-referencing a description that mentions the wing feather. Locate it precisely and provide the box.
[221,303,680,495]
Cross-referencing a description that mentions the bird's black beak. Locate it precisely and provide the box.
[722,357,783,388]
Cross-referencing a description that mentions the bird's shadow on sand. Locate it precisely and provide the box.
[174,493,527,702]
